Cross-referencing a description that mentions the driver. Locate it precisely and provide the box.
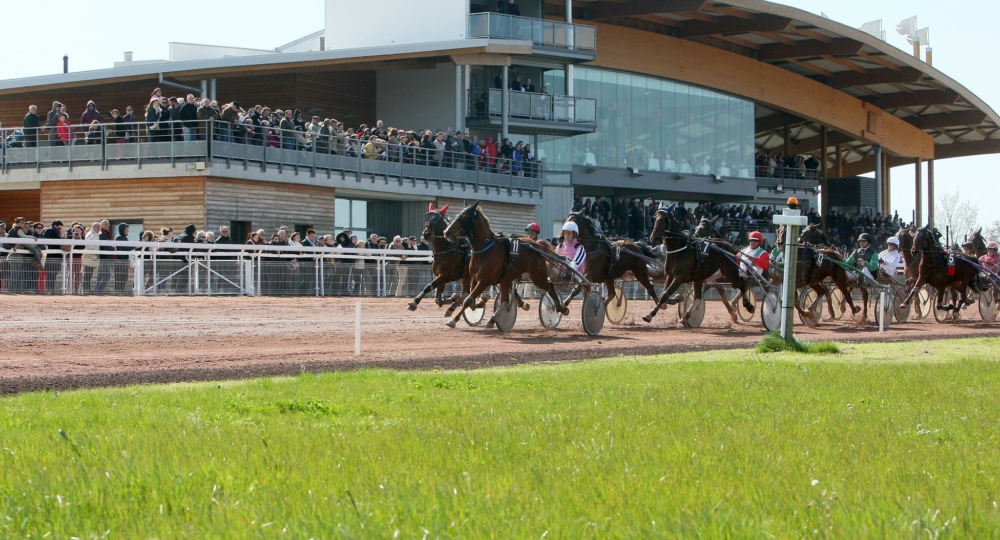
[524,222,541,241]
[740,231,770,276]
[981,241,999,273]
[846,233,879,280]
[962,241,977,257]
[557,222,586,275]
[879,236,904,277]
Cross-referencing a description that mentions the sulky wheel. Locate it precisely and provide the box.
[797,287,822,326]
[538,292,563,330]
[893,287,911,324]
[872,289,894,329]
[733,287,757,323]
[492,299,518,332]
[979,287,998,322]
[582,291,607,336]
[605,283,628,325]
[761,289,782,332]
[677,286,706,328]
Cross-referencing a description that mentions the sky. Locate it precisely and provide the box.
[0,0,996,226]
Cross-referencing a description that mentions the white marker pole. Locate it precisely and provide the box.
[355,302,362,356]
[879,291,886,333]
[773,198,809,342]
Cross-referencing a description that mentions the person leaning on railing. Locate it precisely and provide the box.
[22,105,41,148]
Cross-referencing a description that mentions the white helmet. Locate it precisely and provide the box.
[886,237,900,246]
[562,222,579,234]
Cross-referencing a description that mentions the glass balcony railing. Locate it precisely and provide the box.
[468,88,597,125]
[468,13,596,53]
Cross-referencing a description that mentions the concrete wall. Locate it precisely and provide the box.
[377,64,458,133]
[325,0,467,50]
[537,185,574,239]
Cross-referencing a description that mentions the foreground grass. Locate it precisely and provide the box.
[2,339,1000,538]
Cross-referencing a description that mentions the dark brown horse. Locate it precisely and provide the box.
[644,204,754,324]
[968,227,987,257]
[407,203,473,316]
[794,224,863,324]
[563,212,659,309]
[690,218,759,323]
[443,202,566,329]
[902,225,980,313]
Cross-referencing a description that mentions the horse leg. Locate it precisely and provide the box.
[446,280,490,329]
[513,284,531,311]
[855,288,869,327]
[409,274,445,311]
[836,274,861,315]
[714,283,738,324]
[643,277,679,323]
[901,275,927,308]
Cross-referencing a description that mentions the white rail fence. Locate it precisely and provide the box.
[0,238,435,298]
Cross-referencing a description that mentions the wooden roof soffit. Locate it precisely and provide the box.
[679,13,792,37]
[828,67,923,89]
[588,0,708,21]
[450,53,511,66]
[871,91,960,109]
[757,38,862,61]
[905,111,988,131]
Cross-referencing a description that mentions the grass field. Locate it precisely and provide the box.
[2,338,1000,538]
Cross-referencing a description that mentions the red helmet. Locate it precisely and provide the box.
[748,231,764,242]
[525,222,541,234]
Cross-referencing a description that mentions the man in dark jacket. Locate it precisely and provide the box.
[22,106,41,147]
[178,224,197,244]
[113,223,132,292]
[95,220,114,292]
[214,225,233,244]
[498,0,520,15]
[41,220,64,293]
[81,100,101,126]
[178,94,199,141]
[44,102,63,145]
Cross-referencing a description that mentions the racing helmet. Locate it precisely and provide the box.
[748,231,764,242]
[561,222,579,235]
[886,236,900,246]
[988,241,999,250]
[525,222,541,234]
[858,233,872,244]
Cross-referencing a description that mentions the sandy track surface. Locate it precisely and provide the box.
[2,294,997,395]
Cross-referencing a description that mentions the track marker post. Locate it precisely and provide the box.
[879,291,886,333]
[355,302,362,357]
[773,197,809,342]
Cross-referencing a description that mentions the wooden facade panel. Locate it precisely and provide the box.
[0,79,158,130]
[40,177,206,233]
[0,189,41,225]
[437,197,534,237]
[296,72,377,130]
[204,178,335,237]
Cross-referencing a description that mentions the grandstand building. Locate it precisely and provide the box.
[1,0,997,240]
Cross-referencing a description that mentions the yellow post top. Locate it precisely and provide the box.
[787,197,800,206]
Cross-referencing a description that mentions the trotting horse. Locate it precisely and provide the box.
[443,202,567,329]
[690,218,761,323]
[902,225,980,315]
[407,203,474,316]
[643,204,755,324]
[563,212,659,310]
[793,224,863,324]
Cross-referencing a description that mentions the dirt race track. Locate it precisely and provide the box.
[2,294,999,395]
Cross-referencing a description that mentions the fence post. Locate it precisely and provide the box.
[133,254,144,296]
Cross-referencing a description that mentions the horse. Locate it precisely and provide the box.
[690,218,760,323]
[901,225,980,315]
[407,203,474,316]
[794,224,864,324]
[968,227,987,257]
[644,204,755,324]
[563,212,660,310]
[443,202,566,329]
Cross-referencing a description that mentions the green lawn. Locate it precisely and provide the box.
[2,338,1000,539]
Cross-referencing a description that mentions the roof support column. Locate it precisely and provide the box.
[455,64,463,134]
[884,157,891,216]
[501,68,509,142]
[200,80,208,99]
[782,113,789,156]
[835,144,843,177]
[209,79,217,101]
[927,160,935,227]
[915,158,923,226]
[874,145,883,215]
[566,0,572,22]
[820,127,828,228]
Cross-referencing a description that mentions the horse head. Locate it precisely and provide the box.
[650,203,678,245]
[913,225,937,254]
[422,203,451,241]
[565,212,595,239]
[443,201,482,243]
[692,218,717,240]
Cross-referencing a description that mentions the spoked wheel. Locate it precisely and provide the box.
[892,287,911,323]
[761,289,782,332]
[872,289,894,329]
[538,292,563,330]
[463,300,486,326]
[797,287,822,326]
[829,287,848,320]
[605,283,628,325]
[677,286,706,328]
[979,287,997,322]
[929,287,953,323]
[582,291,607,336]
[733,287,757,323]
[917,286,934,320]
[492,299,518,332]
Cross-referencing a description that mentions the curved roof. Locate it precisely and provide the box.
[567,0,1000,171]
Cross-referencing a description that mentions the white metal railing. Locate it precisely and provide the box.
[1,237,435,298]
[467,13,597,52]
[469,88,597,124]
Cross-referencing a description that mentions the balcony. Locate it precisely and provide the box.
[466,88,597,135]
[467,13,596,61]
[755,167,821,193]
